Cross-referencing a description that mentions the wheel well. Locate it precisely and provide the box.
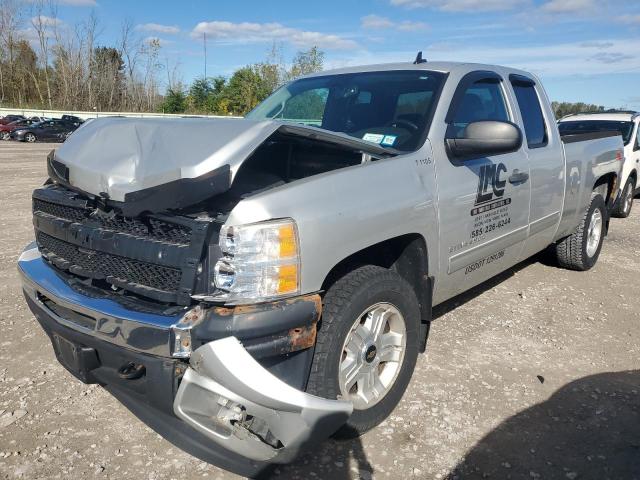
[321,234,432,325]
[593,173,617,206]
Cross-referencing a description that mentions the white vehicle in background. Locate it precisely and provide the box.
[559,111,640,218]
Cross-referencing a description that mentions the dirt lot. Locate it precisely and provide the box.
[0,142,638,480]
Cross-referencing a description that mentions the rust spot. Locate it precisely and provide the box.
[288,322,317,351]
[210,293,322,318]
[179,305,206,326]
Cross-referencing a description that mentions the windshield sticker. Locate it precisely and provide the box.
[362,133,385,144]
[381,135,397,146]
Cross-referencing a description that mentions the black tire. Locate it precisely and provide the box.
[25,132,37,143]
[0,131,9,141]
[553,194,606,271]
[611,177,635,218]
[307,265,420,438]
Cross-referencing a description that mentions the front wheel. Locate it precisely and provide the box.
[612,177,635,218]
[0,131,9,141]
[307,265,420,438]
[24,133,37,143]
[553,194,606,271]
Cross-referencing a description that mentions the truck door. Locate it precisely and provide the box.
[509,74,565,259]
[433,71,531,302]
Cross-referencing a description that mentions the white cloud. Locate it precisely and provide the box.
[540,0,597,13]
[390,0,527,12]
[616,14,640,24]
[136,23,180,35]
[324,38,640,77]
[191,21,357,50]
[361,14,428,31]
[31,15,62,27]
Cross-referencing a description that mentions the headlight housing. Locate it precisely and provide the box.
[211,219,301,304]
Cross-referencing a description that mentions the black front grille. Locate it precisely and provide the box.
[33,197,192,245]
[32,185,216,305]
[37,232,182,293]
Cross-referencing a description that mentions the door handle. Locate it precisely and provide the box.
[508,170,529,185]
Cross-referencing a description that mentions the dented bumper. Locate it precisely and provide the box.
[174,337,352,463]
[18,243,352,474]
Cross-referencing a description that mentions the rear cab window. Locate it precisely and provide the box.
[509,75,548,148]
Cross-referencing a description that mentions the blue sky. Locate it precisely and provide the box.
[46,0,640,109]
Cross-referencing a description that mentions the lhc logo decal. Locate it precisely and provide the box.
[476,163,507,205]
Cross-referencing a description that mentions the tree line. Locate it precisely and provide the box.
[0,0,323,116]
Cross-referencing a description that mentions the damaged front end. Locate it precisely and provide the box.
[19,244,352,474]
[174,336,352,463]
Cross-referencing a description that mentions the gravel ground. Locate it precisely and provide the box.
[0,142,638,480]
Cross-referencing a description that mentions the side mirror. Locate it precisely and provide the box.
[446,120,523,160]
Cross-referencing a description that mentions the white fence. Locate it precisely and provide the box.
[0,107,237,121]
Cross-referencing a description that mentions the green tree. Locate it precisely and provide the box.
[188,77,213,111]
[288,46,324,80]
[161,87,187,113]
[222,66,271,115]
[552,101,606,119]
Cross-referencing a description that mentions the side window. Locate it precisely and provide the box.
[635,124,640,150]
[450,80,509,136]
[511,79,547,148]
[279,88,329,126]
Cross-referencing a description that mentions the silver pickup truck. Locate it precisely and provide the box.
[19,61,623,476]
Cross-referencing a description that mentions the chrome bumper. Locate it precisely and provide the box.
[175,336,353,463]
[18,244,189,357]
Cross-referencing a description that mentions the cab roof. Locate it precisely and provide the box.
[302,61,536,80]
[560,112,639,123]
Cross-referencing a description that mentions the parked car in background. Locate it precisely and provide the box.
[61,114,84,124]
[559,110,639,217]
[0,114,26,125]
[10,119,82,143]
[29,116,52,123]
[0,118,39,140]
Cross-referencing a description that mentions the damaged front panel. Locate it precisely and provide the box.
[52,117,397,214]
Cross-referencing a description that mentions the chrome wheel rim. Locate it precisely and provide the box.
[586,208,602,257]
[338,302,406,410]
[624,183,633,214]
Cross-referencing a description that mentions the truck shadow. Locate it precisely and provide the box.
[445,370,640,480]
[432,253,540,320]
[256,426,373,479]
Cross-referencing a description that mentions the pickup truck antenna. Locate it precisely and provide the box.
[413,51,427,64]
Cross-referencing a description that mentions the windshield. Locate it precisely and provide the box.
[558,120,635,145]
[247,70,446,152]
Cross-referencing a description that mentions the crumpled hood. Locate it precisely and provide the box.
[54,116,282,202]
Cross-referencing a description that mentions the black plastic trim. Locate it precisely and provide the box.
[560,130,621,144]
[119,164,232,217]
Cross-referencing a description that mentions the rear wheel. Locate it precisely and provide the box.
[307,265,420,438]
[612,177,635,218]
[553,194,606,271]
[24,133,36,143]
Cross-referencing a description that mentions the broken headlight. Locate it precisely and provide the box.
[211,219,300,304]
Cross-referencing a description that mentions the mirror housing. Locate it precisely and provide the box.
[446,120,523,160]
